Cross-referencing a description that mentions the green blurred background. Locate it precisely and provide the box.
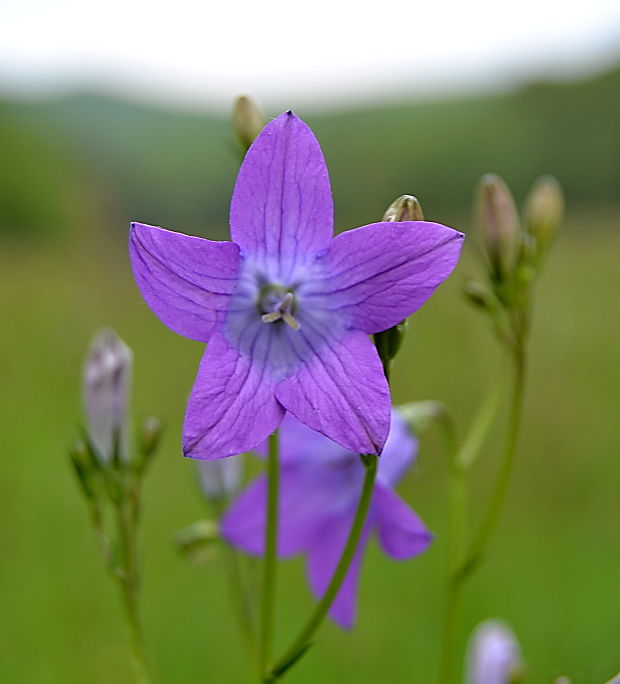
[0,63,619,684]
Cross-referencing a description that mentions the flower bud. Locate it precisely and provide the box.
[233,95,265,152]
[466,619,523,684]
[174,519,220,564]
[373,319,408,367]
[139,416,162,462]
[523,175,564,250]
[198,457,242,501]
[463,280,495,311]
[475,174,520,278]
[383,194,425,222]
[83,329,132,464]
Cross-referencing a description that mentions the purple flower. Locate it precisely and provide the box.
[220,410,432,628]
[465,620,522,684]
[129,112,464,460]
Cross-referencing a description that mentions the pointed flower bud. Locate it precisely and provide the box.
[466,619,523,684]
[83,329,132,464]
[140,416,161,458]
[383,194,425,222]
[523,175,564,250]
[233,95,265,152]
[475,174,520,279]
[373,319,408,368]
[198,457,242,501]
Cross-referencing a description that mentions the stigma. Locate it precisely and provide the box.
[261,291,301,330]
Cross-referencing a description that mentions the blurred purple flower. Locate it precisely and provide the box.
[220,410,432,628]
[129,112,463,460]
[465,620,522,684]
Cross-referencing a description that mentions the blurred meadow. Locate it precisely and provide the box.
[0,63,619,683]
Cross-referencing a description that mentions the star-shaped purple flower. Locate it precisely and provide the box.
[220,410,431,628]
[129,111,464,459]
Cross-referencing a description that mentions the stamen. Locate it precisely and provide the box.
[282,312,301,331]
[260,291,301,330]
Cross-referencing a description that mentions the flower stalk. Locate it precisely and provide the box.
[266,453,378,682]
[260,431,281,677]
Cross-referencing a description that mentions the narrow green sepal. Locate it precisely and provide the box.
[68,438,98,500]
[456,372,505,471]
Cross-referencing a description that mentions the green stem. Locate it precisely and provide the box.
[463,345,525,572]
[267,454,378,682]
[259,431,280,676]
[223,541,258,668]
[437,345,526,684]
[115,495,151,684]
[437,463,467,684]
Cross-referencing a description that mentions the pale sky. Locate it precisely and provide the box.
[1,0,619,110]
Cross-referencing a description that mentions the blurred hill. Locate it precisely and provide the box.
[1,64,619,241]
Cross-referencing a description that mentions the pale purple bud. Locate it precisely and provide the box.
[524,175,564,249]
[233,95,265,152]
[476,174,520,278]
[466,620,523,684]
[198,457,241,501]
[383,194,425,222]
[83,329,132,464]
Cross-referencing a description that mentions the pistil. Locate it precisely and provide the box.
[261,291,301,330]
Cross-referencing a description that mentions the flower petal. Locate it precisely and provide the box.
[129,223,240,342]
[374,484,433,560]
[220,475,267,555]
[305,221,464,334]
[183,332,284,459]
[230,111,333,273]
[221,454,362,556]
[307,514,373,629]
[376,410,419,488]
[275,329,390,455]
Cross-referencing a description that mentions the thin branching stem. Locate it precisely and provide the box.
[438,344,526,684]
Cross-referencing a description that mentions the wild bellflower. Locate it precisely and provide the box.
[129,112,464,459]
[221,411,432,628]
